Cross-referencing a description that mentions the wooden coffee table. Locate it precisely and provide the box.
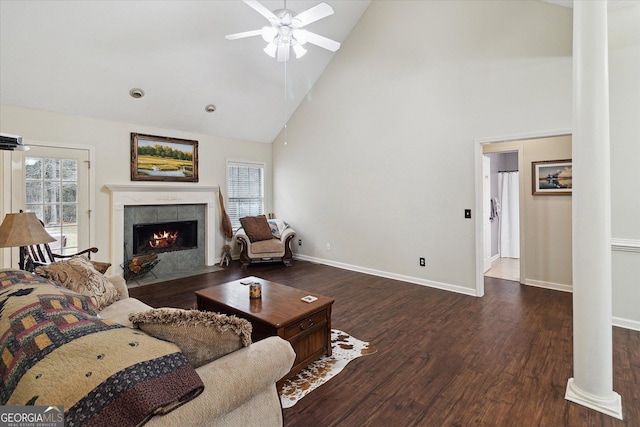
[195,276,335,387]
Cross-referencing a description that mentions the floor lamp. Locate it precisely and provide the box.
[0,211,56,271]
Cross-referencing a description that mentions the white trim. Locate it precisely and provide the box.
[522,278,573,293]
[565,378,623,420]
[613,316,640,332]
[104,184,218,273]
[293,254,477,297]
[611,238,640,253]
[0,151,14,268]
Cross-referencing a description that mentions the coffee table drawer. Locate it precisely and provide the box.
[283,309,328,340]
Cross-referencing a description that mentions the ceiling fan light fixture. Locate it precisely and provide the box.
[293,43,307,59]
[261,26,278,43]
[293,29,308,45]
[264,42,277,57]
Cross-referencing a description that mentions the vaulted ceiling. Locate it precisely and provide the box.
[0,1,371,143]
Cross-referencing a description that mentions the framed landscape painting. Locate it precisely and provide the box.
[532,159,572,195]
[131,133,198,182]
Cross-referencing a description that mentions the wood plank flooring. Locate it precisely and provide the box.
[129,260,640,427]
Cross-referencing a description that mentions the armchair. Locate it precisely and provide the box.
[24,222,110,274]
[235,216,295,267]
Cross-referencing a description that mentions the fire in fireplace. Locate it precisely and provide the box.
[132,220,198,256]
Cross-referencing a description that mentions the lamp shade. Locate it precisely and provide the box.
[0,212,56,247]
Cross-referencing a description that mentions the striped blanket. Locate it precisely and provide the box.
[0,271,204,426]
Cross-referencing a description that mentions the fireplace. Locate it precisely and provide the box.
[132,220,198,256]
[105,184,218,278]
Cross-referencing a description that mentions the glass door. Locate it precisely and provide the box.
[23,146,90,255]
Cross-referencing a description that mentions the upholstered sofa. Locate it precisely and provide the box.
[236,217,295,267]
[0,268,296,427]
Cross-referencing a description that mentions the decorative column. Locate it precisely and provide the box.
[565,0,622,420]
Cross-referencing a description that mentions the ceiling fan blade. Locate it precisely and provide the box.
[225,29,263,40]
[243,0,277,22]
[294,2,334,27]
[304,31,341,52]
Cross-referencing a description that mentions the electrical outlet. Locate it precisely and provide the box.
[326,243,331,251]
[298,239,302,246]
[419,257,426,267]
[465,209,472,219]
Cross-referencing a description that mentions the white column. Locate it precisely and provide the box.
[565,0,622,420]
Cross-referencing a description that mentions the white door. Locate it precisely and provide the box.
[483,155,492,272]
[19,145,91,255]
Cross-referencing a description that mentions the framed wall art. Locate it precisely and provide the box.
[532,159,572,195]
[131,133,198,182]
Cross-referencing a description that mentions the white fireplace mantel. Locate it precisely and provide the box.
[105,184,219,272]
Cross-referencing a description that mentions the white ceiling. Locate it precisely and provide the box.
[0,1,371,143]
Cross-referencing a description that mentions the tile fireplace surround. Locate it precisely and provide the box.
[105,184,218,276]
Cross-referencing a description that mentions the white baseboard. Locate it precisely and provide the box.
[293,254,477,297]
[613,316,640,331]
[292,255,639,331]
[611,238,640,253]
[522,278,573,293]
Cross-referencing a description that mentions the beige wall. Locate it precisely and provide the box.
[0,105,272,268]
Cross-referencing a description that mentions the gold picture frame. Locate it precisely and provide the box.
[531,159,572,195]
[131,133,198,182]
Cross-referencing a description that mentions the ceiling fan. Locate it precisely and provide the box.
[225,0,341,62]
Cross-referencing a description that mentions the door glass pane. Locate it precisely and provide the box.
[25,181,43,203]
[44,158,60,179]
[44,181,60,203]
[62,183,77,203]
[25,158,42,179]
[62,159,77,181]
[62,204,77,223]
[44,205,61,227]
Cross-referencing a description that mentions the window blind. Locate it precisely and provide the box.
[227,161,264,230]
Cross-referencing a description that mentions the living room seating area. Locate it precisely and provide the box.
[0,262,296,426]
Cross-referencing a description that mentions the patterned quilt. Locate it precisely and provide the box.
[0,271,204,426]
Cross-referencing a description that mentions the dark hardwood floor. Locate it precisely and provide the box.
[129,260,640,426]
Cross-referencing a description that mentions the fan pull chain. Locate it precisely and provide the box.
[284,54,288,145]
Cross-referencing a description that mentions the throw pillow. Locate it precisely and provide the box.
[267,219,290,239]
[129,308,252,368]
[35,256,120,310]
[239,215,274,242]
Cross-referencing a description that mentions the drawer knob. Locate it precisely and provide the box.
[299,318,314,330]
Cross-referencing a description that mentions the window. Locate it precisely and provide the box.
[227,161,264,230]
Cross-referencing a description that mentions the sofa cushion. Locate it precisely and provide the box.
[99,297,153,328]
[129,308,252,368]
[35,255,119,310]
[239,215,274,242]
[0,270,204,426]
[250,238,285,255]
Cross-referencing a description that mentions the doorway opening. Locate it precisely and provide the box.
[484,151,520,283]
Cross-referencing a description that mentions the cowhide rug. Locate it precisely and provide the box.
[280,329,377,409]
